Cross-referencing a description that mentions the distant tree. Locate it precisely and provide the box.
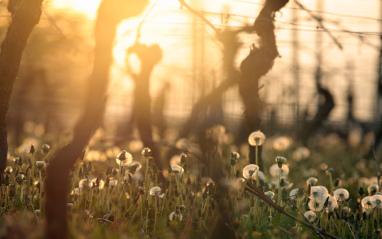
[0,0,43,181]
[44,1,149,238]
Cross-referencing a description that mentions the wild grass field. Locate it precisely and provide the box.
[0,126,380,239]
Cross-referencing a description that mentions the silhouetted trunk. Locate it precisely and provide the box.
[44,1,149,238]
[179,28,249,139]
[239,0,288,170]
[210,1,289,238]
[128,43,164,180]
[298,86,335,144]
[0,0,43,179]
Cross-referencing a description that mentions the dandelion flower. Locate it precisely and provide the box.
[141,147,151,157]
[265,191,275,200]
[109,179,118,187]
[361,196,376,211]
[42,144,50,154]
[333,188,349,201]
[309,197,325,212]
[310,186,328,200]
[90,177,104,190]
[325,196,339,213]
[127,162,142,174]
[36,161,45,171]
[367,184,379,195]
[150,186,164,198]
[290,188,301,200]
[242,164,259,180]
[306,177,318,187]
[5,166,13,174]
[116,150,133,166]
[171,165,184,176]
[169,211,183,221]
[304,211,316,222]
[342,207,351,216]
[269,164,289,178]
[275,156,287,166]
[248,131,266,146]
[372,194,382,209]
[79,178,90,191]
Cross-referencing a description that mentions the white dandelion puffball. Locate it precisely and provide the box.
[372,194,382,209]
[79,178,90,190]
[150,186,164,198]
[333,188,349,201]
[306,177,318,187]
[310,186,328,200]
[242,164,259,180]
[169,211,183,221]
[361,196,376,211]
[269,164,289,178]
[116,150,133,166]
[304,211,316,222]
[248,131,266,146]
[308,197,325,212]
[171,165,184,176]
[325,196,339,213]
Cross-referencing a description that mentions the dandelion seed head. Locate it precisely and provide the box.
[5,166,13,174]
[304,211,316,222]
[306,177,318,187]
[150,186,164,198]
[116,150,133,165]
[171,165,184,176]
[269,164,289,178]
[367,184,379,195]
[372,194,382,209]
[242,164,259,180]
[169,211,183,221]
[248,131,265,146]
[310,186,328,199]
[36,161,45,170]
[127,161,142,174]
[308,197,325,212]
[361,196,376,210]
[265,191,275,200]
[109,179,118,187]
[79,178,90,190]
[325,196,339,213]
[290,188,300,200]
[333,188,349,201]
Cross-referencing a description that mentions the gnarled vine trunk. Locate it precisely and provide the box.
[44,1,149,238]
[0,0,43,181]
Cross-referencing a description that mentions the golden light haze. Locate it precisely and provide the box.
[48,0,381,123]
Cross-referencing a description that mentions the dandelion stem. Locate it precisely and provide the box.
[117,160,122,194]
[39,171,43,213]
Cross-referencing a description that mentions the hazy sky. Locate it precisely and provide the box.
[48,0,382,123]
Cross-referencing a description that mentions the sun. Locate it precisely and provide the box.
[50,0,102,18]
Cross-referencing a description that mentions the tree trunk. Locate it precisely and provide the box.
[44,1,149,238]
[0,0,43,180]
[128,43,165,182]
[239,0,288,170]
